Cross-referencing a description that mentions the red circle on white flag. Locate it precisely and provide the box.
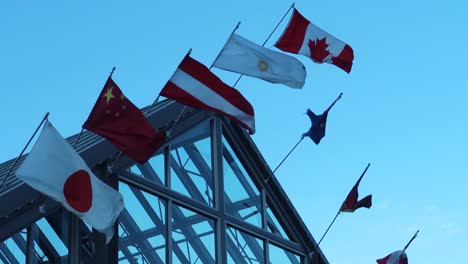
[63,169,93,213]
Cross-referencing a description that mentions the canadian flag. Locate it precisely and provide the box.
[377,250,408,264]
[16,121,124,242]
[275,8,354,73]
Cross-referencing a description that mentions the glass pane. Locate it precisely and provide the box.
[266,203,294,241]
[223,137,262,228]
[36,218,68,258]
[129,146,166,186]
[0,230,26,263]
[227,227,264,264]
[269,243,301,264]
[118,182,166,263]
[171,204,215,264]
[170,121,214,207]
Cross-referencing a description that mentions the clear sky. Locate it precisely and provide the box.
[1,1,467,263]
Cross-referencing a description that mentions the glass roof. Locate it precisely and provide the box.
[0,116,312,264]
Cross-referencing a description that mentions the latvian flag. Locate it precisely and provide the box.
[161,55,255,134]
[275,8,354,73]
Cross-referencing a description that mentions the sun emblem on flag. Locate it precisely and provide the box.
[258,60,268,72]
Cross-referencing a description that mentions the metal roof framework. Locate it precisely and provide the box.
[0,100,328,264]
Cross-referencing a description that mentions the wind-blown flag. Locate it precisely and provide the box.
[340,164,372,212]
[275,8,354,73]
[161,55,255,134]
[377,250,408,264]
[213,33,307,88]
[16,121,124,242]
[302,109,328,144]
[83,77,165,164]
[302,93,342,145]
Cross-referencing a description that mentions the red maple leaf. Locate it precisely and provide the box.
[308,38,330,63]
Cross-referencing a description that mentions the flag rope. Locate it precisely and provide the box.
[232,2,295,88]
[0,112,49,189]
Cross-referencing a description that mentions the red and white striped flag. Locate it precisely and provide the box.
[161,55,255,134]
[275,8,354,73]
[377,250,408,264]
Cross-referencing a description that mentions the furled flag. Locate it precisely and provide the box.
[83,77,166,164]
[340,164,372,212]
[275,8,354,73]
[16,121,124,242]
[302,93,342,144]
[161,55,255,134]
[377,250,408,264]
[213,33,307,88]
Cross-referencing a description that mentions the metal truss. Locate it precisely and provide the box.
[0,109,326,263]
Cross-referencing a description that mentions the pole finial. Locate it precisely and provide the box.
[325,92,343,113]
[235,21,241,30]
[109,67,116,78]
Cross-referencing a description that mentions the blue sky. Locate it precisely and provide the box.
[1,1,467,263]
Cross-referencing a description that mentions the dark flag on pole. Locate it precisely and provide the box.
[340,163,373,212]
[83,77,166,164]
[302,93,342,145]
[302,109,328,144]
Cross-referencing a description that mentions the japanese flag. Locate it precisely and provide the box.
[16,121,124,242]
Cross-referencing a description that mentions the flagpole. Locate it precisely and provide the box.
[325,92,343,113]
[210,21,241,69]
[314,163,371,247]
[75,66,116,149]
[143,46,190,118]
[317,210,341,245]
[403,230,419,252]
[232,2,295,87]
[109,48,195,171]
[356,163,371,183]
[165,19,241,138]
[308,209,341,259]
[0,112,49,189]
[266,92,343,184]
[265,136,304,183]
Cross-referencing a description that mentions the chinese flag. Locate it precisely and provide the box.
[83,77,165,163]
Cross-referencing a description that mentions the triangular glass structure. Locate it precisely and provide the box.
[0,101,328,264]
